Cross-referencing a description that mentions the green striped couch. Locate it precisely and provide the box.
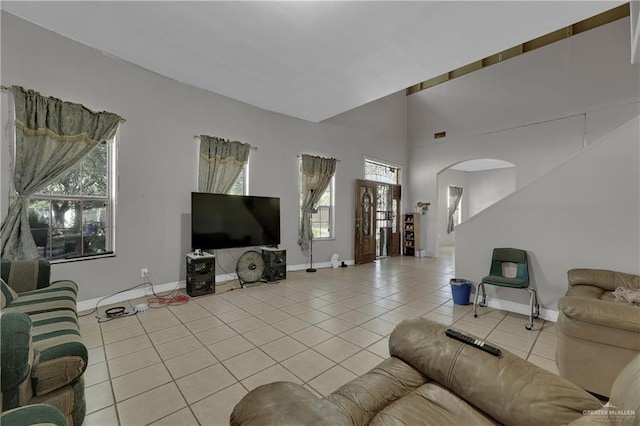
[1,260,87,426]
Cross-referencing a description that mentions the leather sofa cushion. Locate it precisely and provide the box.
[325,356,426,424]
[608,354,640,426]
[370,382,496,426]
[566,284,615,302]
[557,312,640,350]
[230,381,349,426]
[558,296,640,333]
[390,318,602,426]
[568,268,640,292]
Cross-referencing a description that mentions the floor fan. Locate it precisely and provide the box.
[237,250,265,287]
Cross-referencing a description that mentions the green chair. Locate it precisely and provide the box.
[473,248,539,330]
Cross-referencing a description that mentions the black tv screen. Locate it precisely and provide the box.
[191,192,281,251]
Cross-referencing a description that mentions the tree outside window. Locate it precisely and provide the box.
[28,140,115,260]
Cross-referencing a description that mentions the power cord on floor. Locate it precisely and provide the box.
[144,271,189,308]
[96,306,139,323]
[79,281,149,318]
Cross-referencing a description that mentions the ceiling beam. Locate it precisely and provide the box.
[406,3,631,96]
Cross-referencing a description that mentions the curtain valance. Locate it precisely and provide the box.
[198,136,251,194]
[11,86,123,144]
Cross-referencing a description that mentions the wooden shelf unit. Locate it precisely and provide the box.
[403,213,420,256]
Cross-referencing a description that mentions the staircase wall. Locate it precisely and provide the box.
[454,116,639,317]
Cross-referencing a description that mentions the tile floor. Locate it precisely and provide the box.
[79,248,557,425]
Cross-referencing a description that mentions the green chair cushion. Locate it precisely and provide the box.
[482,275,529,288]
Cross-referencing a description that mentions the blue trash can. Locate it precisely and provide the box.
[450,279,472,305]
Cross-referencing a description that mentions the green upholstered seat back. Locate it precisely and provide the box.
[1,260,51,293]
[486,248,529,286]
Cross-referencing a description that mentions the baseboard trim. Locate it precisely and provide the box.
[477,297,558,322]
[77,281,184,313]
[288,260,355,271]
[77,261,357,311]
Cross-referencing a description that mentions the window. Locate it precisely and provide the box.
[364,159,400,184]
[448,186,463,228]
[226,164,247,195]
[28,139,116,260]
[301,176,334,239]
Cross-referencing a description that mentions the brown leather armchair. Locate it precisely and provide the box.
[231,318,639,426]
[556,268,640,397]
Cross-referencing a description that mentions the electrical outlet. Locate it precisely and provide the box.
[141,268,149,277]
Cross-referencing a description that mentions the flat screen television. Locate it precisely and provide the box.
[191,192,281,251]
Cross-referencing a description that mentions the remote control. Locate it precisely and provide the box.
[445,329,502,357]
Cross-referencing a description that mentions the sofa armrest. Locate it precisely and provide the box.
[1,260,51,294]
[558,296,640,333]
[230,381,349,426]
[390,318,602,426]
[0,312,34,409]
[568,269,640,292]
[1,404,68,426]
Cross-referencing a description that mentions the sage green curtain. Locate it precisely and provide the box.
[198,136,251,194]
[0,86,122,261]
[298,154,337,251]
[447,186,463,234]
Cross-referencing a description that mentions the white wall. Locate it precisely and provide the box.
[411,115,588,256]
[322,90,407,146]
[0,13,408,302]
[437,167,516,247]
[407,18,640,257]
[455,116,640,313]
[467,167,516,217]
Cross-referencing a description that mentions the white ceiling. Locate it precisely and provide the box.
[1,1,625,122]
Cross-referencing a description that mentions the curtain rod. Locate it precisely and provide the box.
[193,135,258,150]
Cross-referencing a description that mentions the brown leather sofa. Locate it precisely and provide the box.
[231,318,639,426]
[557,268,640,397]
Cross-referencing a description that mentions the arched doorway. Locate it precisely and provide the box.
[436,159,515,253]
